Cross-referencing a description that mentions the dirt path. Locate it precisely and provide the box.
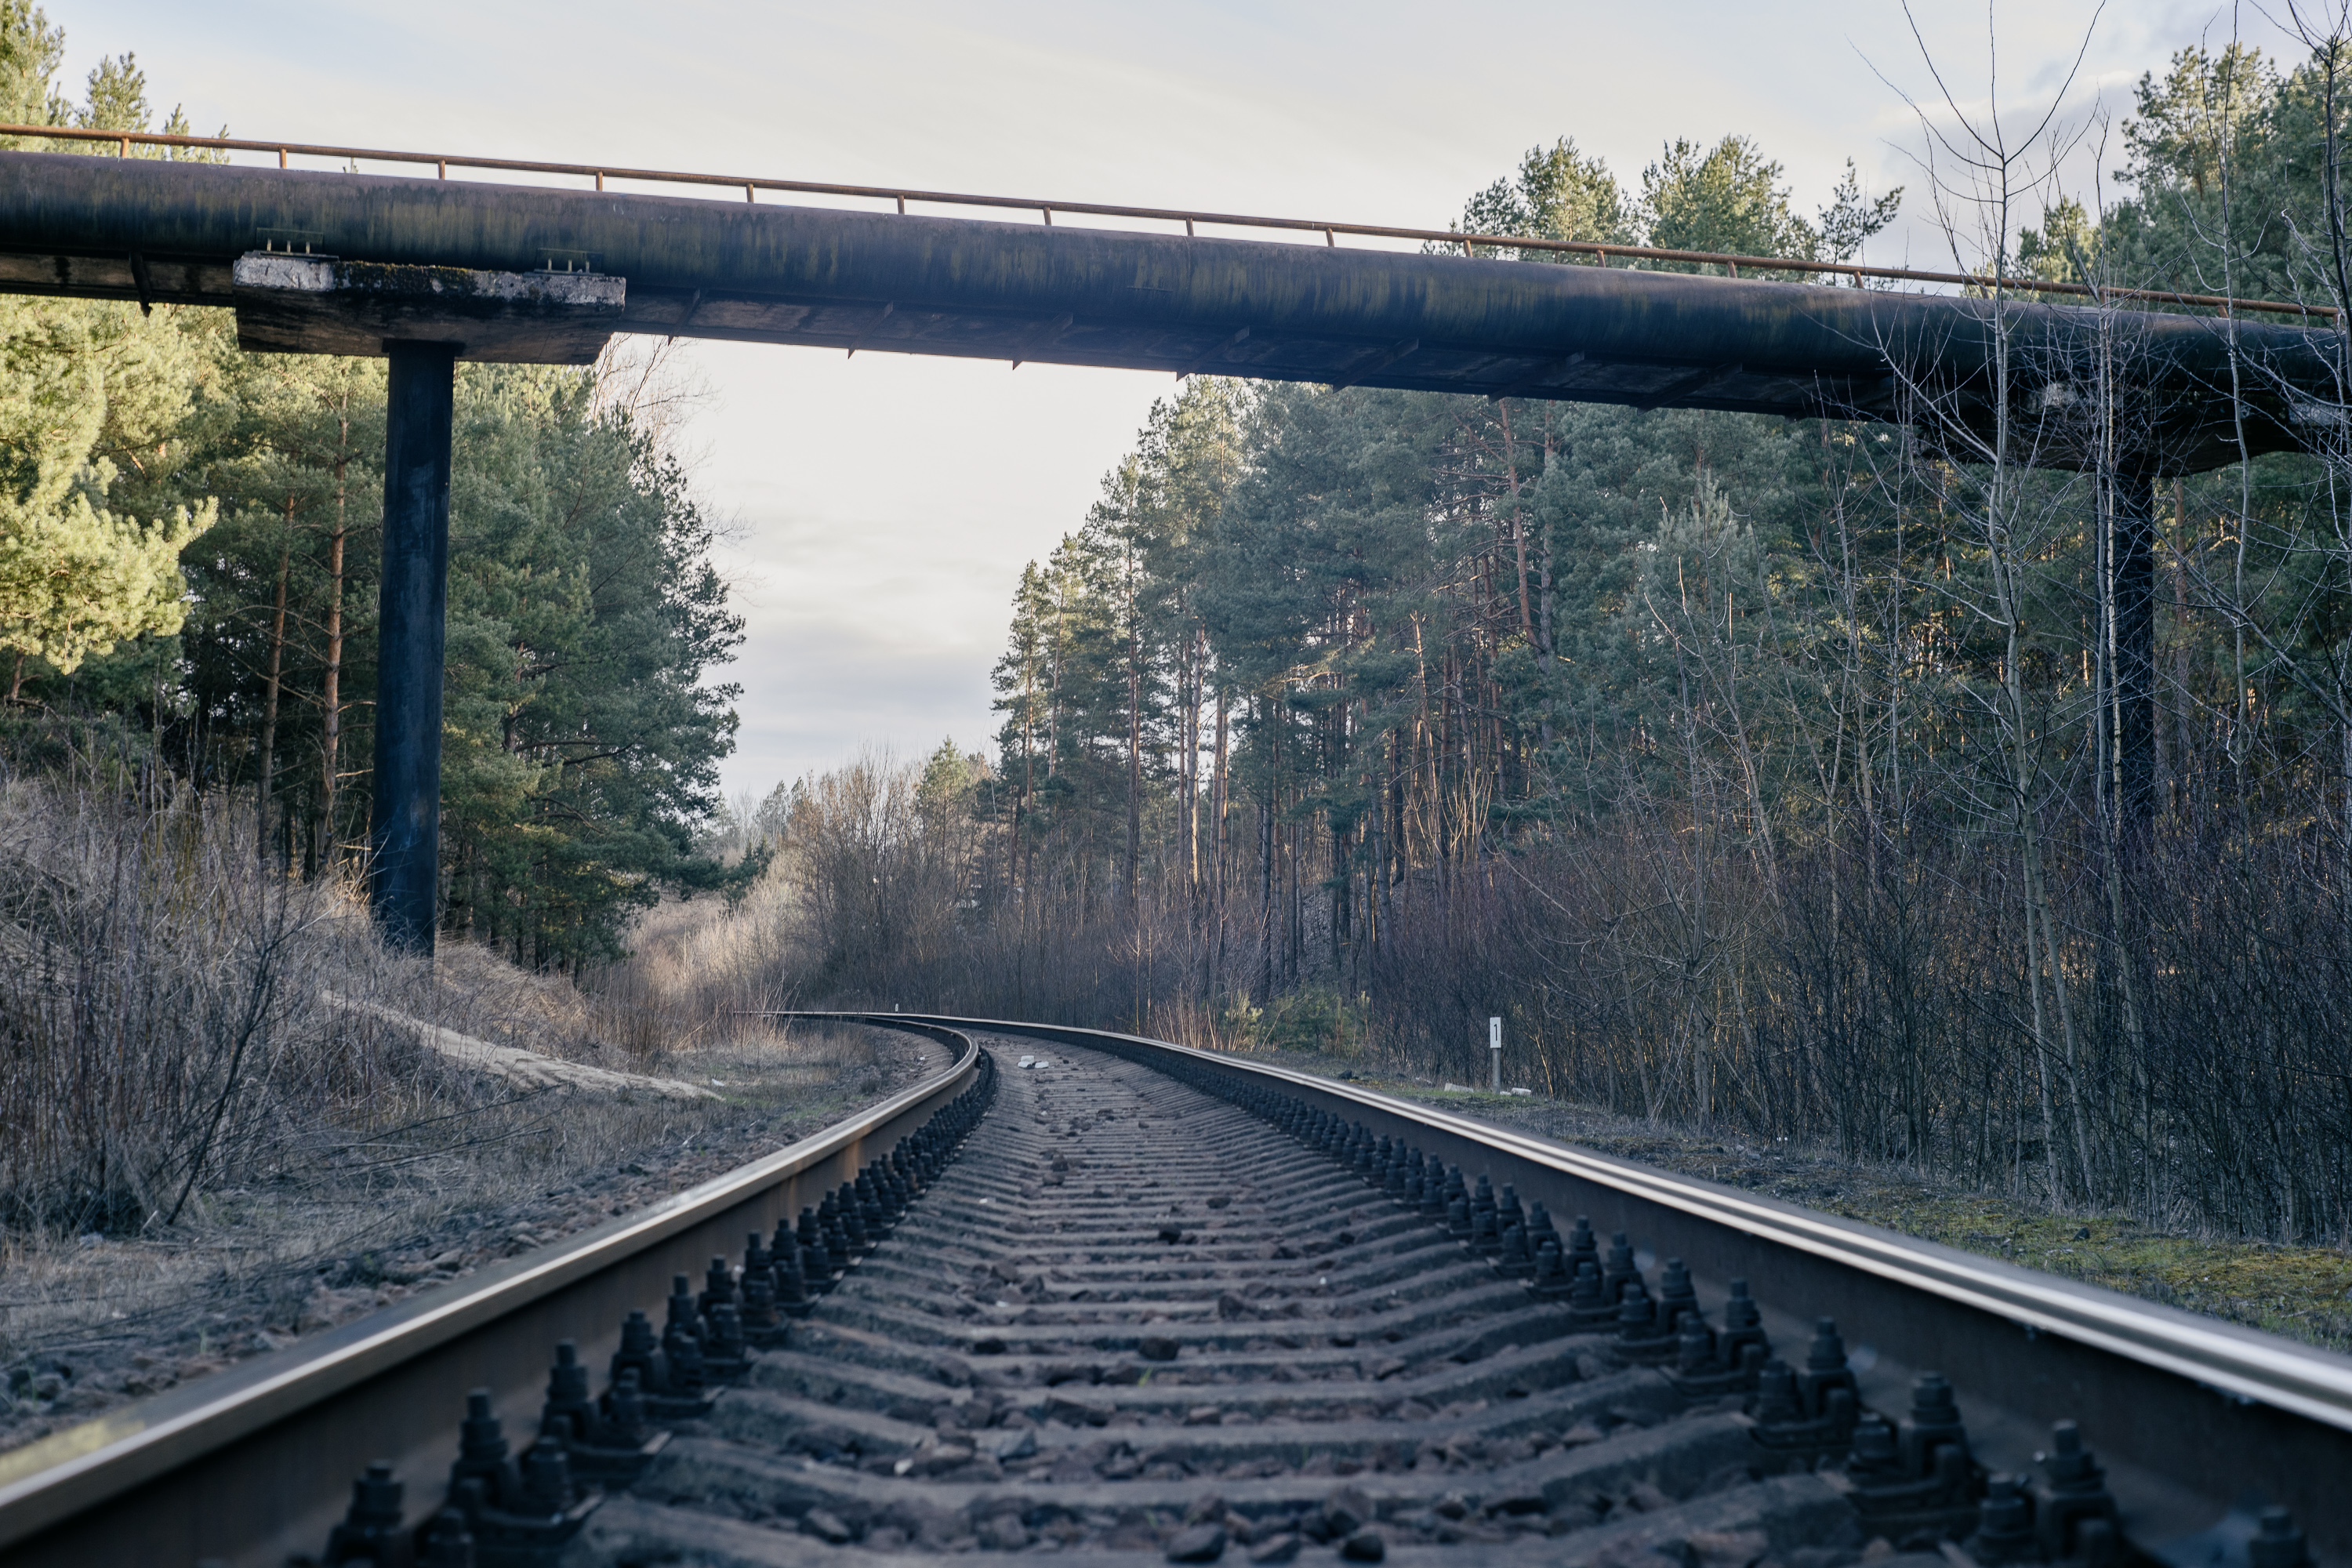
[329,993,720,1098]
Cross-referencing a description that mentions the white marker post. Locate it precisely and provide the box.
[1489,1016,1502,1092]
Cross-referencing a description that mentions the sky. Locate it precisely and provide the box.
[45,0,2321,805]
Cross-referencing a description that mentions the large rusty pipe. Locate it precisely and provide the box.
[0,120,2336,319]
[0,150,2339,470]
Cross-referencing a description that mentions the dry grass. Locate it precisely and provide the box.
[0,773,947,1454]
[0,771,406,1236]
[0,1011,932,1452]
[576,878,802,1054]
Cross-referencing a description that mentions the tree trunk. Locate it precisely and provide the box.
[1126,616,1142,914]
[1184,622,1203,900]
[1258,694,1277,1002]
[1016,676,1033,902]
[2114,469,2158,835]
[1212,684,1230,980]
[1498,404,1535,641]
[1537,494,1555,750]
[320,440,349,869]
[1211,688,1230,897]
[258,500,293,863]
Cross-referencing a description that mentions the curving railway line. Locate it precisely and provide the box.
[1,1017,2347,1567]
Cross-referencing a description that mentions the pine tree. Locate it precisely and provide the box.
[1454,138,1632,260]
[0,296,222,696]
[0,6,234,703]
[1639,135,1820,269]
[183,353,384,859]
[437,365,744,967]
[0,1,66,134]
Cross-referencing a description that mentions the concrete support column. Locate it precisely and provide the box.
[370,339,459,952]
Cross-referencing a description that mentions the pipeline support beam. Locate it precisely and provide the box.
[0,147,2340,900]
[371,340,457,952]
[232,251,622,363]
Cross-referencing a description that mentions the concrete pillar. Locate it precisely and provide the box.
[370,340,459,952]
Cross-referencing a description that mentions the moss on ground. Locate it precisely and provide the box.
[1247,1055,2352,1358]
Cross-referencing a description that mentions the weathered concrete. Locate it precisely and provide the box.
[230,252,623,362]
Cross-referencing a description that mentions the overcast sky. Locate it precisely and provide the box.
[47,0,2315,804]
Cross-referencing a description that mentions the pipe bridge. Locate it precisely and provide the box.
[0,147,2339,944]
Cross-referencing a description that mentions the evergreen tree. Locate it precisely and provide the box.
[0,295,219,695]
[180,354,383,858]
[0,0,64,133]
[0,6,233,702]
[1454,138,1632,259]
[439,366,745,967]
[1641,135,1816,260]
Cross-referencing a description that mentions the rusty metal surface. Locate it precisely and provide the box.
[0,150,2336,470]
[0,121,2330,320]
[829,1014,2352,1566]
[0,1023,980,1566]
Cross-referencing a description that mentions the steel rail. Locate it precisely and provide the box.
[0,121,2334,321]
[800,1012,2352,1561]
[9,1002,2346,1560]
[0,1020,982,1565]
[812,1014,2352,1425]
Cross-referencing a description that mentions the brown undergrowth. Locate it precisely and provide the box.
[0,777,950,1456]
[0,1011,938,1456]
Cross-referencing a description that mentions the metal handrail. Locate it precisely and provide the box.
[0,122,2336,321]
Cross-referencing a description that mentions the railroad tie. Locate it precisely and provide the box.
[305,1036,2233,1568]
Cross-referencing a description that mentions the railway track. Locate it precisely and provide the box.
[1,1017,2347,1567]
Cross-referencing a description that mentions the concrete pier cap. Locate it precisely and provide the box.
[230,252,624,363]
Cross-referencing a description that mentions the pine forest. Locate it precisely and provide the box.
[739,47,2352,1246]
[5,7,2352,1261]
